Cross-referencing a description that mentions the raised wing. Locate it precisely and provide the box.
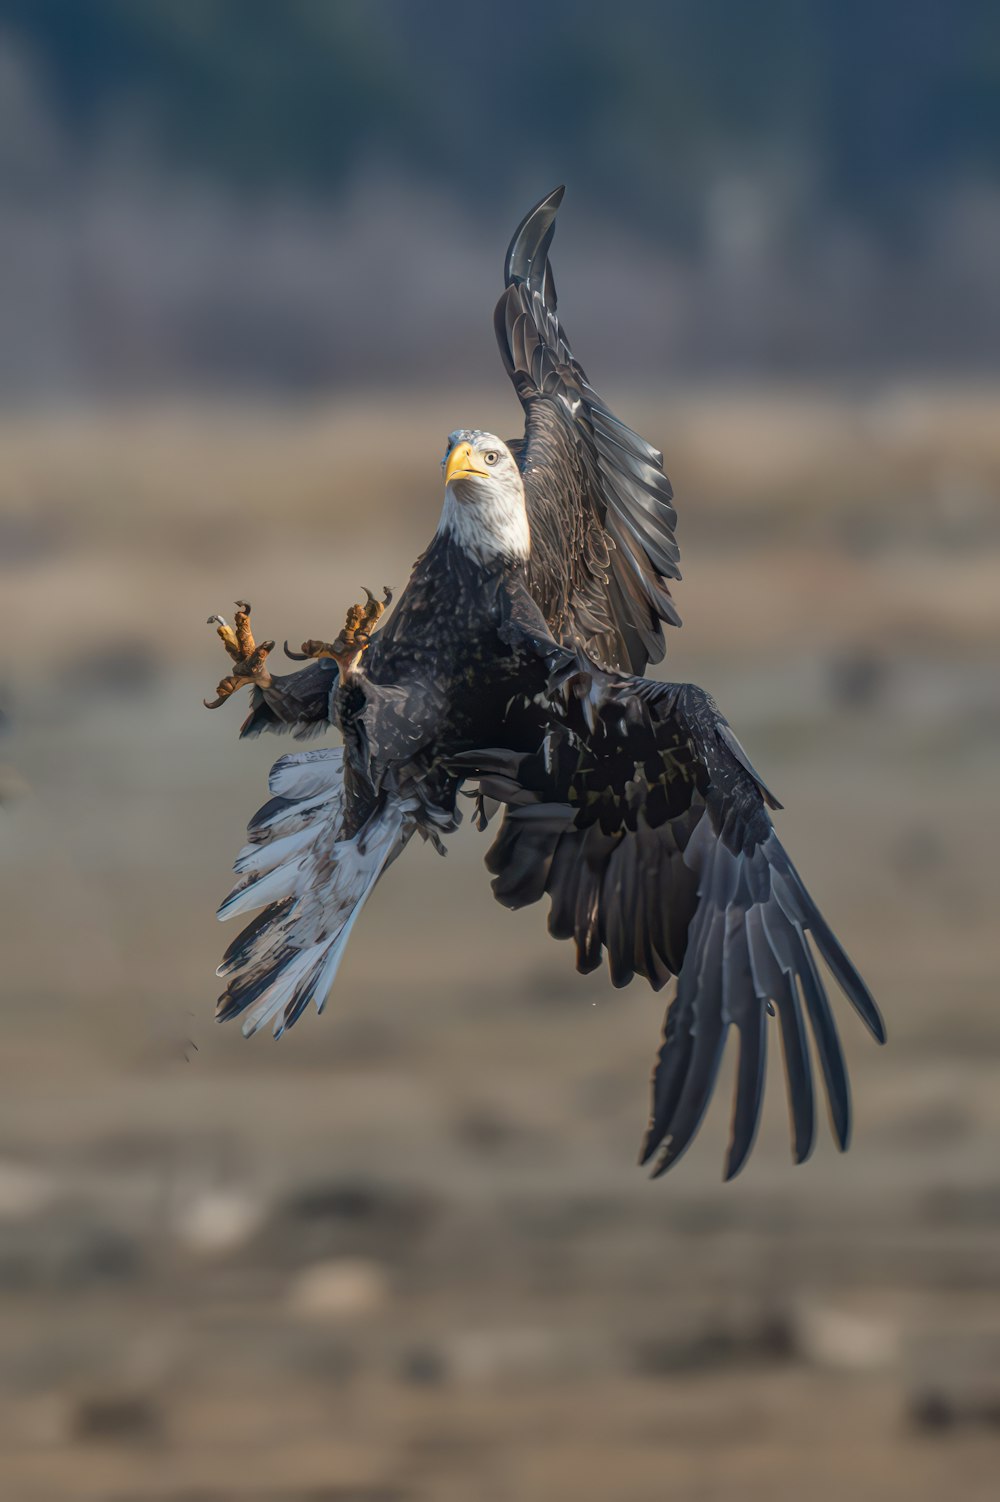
[495,187,681,673]
[455,665,885,1180]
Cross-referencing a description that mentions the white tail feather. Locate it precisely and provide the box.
[216,748,415,1038]
[233,820,321,880]
[268,747,344,798]
[216,858,309,922]
[244,788,340,847]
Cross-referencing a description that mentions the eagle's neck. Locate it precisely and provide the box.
[435,483,531,567]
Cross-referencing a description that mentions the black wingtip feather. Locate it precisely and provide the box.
[723,988,768,1180]
[767,847,886,1045]
[797,945,852,1152]
[505,186,566,287]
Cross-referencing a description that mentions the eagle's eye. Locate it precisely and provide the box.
[483,450,500,467]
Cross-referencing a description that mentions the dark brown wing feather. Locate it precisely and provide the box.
[454,666,884,1181]
[496,187,681,673]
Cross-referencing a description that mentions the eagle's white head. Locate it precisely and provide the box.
[437,429,530,566]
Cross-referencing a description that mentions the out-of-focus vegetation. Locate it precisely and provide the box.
[6,0,1000,227]
[0,1,998,399]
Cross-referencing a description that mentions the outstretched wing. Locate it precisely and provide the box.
[456,666,885,1180]
[496,187,681,674]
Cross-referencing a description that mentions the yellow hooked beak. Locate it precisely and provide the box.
[445,441,490,485]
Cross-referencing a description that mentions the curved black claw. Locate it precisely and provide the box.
[362,585,393,609]
[283,640,310,661]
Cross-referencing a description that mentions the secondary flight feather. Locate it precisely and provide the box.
[204,187,885,1179]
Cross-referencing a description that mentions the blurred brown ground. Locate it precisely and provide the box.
[1,384,999,1501]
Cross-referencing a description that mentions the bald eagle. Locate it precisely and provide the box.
[205,187,884,1180]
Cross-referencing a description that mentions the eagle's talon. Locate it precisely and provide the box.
[288,637,342,661]
[203,600,273,706]
[234,601,257,659]
[246,640,275,675]
[361,585,392,626]
[284,586,393,673]
[203,675,242,709]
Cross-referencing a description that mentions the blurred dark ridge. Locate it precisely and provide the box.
[0,0,998,400]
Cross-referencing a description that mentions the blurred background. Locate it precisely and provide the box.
[1,3,998,1499]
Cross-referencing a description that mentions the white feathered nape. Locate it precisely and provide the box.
[216,748,413,1038]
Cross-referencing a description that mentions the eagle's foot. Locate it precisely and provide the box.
[203,600,275,708]
[283,586,392,674]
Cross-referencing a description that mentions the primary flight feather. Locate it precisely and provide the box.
[204,187,885,1180]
